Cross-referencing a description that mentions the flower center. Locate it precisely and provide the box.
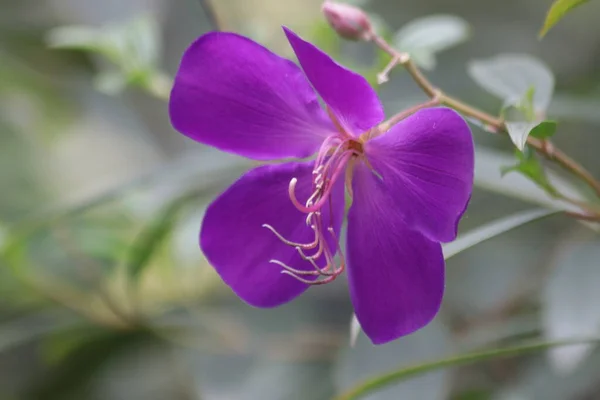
[262,133,364,285]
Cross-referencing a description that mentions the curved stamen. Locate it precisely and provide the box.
[313,140,347,192]
[270,212,345,285]
[297,247,331,273]
[262,132,362,286]
[300,233,325,260]
[303,213,335,274]
[281,270,340,285]
[269,259,320,276]
[268,243,336,277]
[261,223,319,250]
[315,135,343,168]
[288,152,353,213]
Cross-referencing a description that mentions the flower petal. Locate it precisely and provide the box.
[347,163,445,345]
[365,107,474,242]
[200,161,345,307]
[170,32,334,161]
[283,27,384,135]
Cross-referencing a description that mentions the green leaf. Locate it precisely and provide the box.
[125,193,195,281]
[473,146,586,213]
[468,54,555,111]
[523,86,536,120]
[442,208,557,259]
[500,87,542,150]
[46,26,107,54]
[505,121,538,151]
[529,120,558,139]
[394,15,469,70]
[543,234,600,373]
[332,337,600,400]
[502,148,559,196]
[500,87,535,121]
[539,0,591,38]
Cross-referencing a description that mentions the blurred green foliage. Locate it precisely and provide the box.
[47,15,172,99]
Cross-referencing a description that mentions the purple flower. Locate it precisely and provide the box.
[169,27,474,344]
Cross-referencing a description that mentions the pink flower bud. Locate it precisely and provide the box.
[322,1,372,41]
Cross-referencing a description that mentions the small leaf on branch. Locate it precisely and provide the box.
[529,120,558,139]
[502,148,559,196]
[506,122,538,151]
[500,87,555,150]
[539,0,591,38]
[468,54,555,112]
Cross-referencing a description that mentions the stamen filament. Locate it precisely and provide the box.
[261,224,319,250]
[288,152,353,213]
[281,270,338,285]
[261,130,362,286]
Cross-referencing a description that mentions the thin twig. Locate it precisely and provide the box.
[564,210,600,221]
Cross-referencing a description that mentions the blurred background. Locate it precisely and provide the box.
[2,0,600,399]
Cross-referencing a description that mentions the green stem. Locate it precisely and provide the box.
[333,337,600,400]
